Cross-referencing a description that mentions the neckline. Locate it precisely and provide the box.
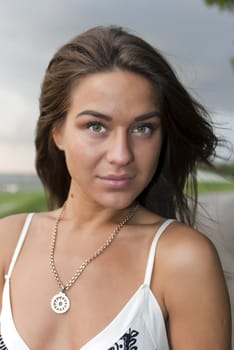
[80,283,146,349]
[2,278,149,350]
[2,217,173,349]
[3,279,168,350]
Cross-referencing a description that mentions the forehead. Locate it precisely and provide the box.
[69,70,159,114]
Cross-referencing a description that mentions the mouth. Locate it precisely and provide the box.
[97,174,135,188]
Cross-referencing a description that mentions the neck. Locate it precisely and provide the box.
[62,192,137,230]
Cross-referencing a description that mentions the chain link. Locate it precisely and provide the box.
[49,203,139,292]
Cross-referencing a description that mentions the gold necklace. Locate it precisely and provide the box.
[50,203,139,314]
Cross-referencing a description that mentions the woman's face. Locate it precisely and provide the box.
[54,70,162,209]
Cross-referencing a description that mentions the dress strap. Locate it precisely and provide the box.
[144,219,175,286]
[5,213,34,280]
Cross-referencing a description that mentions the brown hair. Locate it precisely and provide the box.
[35,25,218,226]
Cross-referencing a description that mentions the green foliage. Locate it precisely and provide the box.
[204,0,234,69]
[204,0,234,11]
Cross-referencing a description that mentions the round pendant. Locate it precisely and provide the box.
[51,292,70,314]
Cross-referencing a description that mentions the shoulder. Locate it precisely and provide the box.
[155,221,231,347]
[150,220,225,303]
[159,221,220,266]
[0,213,29,246]
[0,213,30,240]
[136,208,220,267]
[137,207,219,266]
[0,210,59,274]
[168,221,221,270]
[157,221,225,292]
[0,214,29,274]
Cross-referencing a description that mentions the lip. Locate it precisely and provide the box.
[97,174,135,188]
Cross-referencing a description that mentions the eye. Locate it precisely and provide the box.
[87,122,106,133]
[132,124,154,135]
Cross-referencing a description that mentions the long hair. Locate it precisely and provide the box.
[35,25,218,226]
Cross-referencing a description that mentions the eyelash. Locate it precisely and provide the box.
[85,121,158,135]
[132,123,157,134]
[86,121,106,133]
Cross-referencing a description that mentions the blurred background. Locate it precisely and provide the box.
[0,0,233,346]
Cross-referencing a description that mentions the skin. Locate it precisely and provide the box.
[54,69,162,213]
[0,70,231,349]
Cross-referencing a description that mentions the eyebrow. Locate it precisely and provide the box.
[76,110,160,122]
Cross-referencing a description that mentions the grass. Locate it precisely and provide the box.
[198,181,234,194]
[0,191,47,218]
[0,180,234,218]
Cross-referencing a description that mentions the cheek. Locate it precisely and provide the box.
[63,138,101,176]
[65,146,89,166]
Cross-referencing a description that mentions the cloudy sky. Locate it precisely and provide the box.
[0,0,233,173]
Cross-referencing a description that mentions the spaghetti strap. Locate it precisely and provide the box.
[5,213,34,280]
[144,219,175,286]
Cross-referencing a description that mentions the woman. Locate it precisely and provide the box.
[0,26,231,349]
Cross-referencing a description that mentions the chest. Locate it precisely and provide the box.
[4,220,169,350]
[8,235,163,349]
[3,279,167,350]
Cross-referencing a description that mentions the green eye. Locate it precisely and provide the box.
[139,126,149,132]
[133,125,152,134]
[88,123,106,133]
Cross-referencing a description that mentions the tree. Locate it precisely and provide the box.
[204,0,234,68]
[204,0,234,11]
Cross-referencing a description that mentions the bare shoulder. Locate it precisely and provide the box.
[0,213,29,240]
[157,221,227,296]
[0,214,29,272]
[157,221,231,349]
[0,213,29,245]
[0,213,28,233]
[159,221,221,270]
[0,210,59,271]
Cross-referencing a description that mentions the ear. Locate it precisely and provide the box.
[52,124,64,151]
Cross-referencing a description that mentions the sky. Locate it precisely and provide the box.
[0,0,233,173]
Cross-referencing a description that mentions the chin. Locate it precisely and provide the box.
[95,194,139,211]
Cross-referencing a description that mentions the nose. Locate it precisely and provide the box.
[106,129,134,166]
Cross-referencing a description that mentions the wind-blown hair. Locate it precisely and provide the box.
[35,25,218,226]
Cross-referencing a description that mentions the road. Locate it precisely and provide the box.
[197,192,234,347]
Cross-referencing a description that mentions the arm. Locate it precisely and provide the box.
[162,225,231,349]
